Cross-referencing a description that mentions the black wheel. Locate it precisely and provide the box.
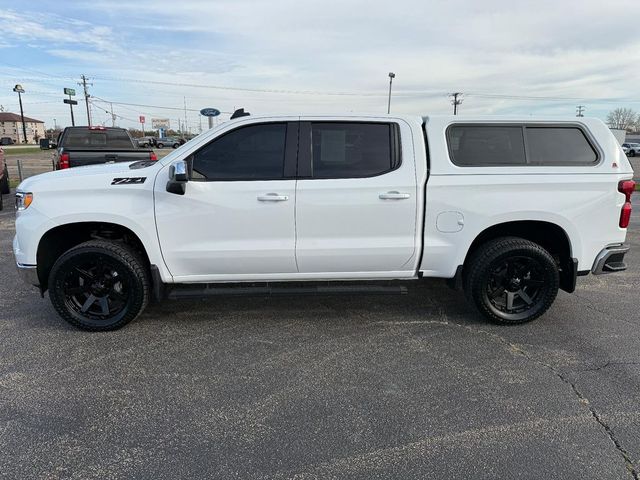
[1,165,9,194]
[157,143,164,148]
[0,191,3,211]
[48,240,150,331]
[464,237,559,325]
[173,143,179,148]
[630,150,636,157]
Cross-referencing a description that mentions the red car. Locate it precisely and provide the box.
[0,147,9,211]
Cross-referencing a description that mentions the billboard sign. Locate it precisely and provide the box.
[152,118,170,129]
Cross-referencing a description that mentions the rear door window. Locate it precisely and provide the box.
[310,123,399,178]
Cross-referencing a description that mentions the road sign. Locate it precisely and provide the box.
[63,99,78,105]
[152,118,170,129]
[200,108,220,117]
[139,115,145,124]
[64,88,76,96]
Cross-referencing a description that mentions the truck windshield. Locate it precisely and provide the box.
[63,129,134,148]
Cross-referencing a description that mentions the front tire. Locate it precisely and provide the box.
[48,240,150,331]
[630,150,636,157]
[157,143,164,148]
[464,237,559,325]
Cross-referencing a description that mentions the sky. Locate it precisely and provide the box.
[0,0,639,131]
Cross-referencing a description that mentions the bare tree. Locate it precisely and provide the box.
[606,108,639,131]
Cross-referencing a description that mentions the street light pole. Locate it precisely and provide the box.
[387,72,395,114]
[13,84,28,144]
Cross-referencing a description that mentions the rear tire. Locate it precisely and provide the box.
[464,237,559,325]
[48,240,150,331]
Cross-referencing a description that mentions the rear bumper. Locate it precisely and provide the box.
[592,244,630,274]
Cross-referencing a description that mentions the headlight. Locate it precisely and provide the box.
[15,191,33,211]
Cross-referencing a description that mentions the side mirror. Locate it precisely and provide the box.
[166,160,188,195]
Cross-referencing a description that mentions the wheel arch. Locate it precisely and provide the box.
[462,220,576,292]
[36,221,152,292]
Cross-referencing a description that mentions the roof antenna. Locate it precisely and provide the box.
[230,108,250,120]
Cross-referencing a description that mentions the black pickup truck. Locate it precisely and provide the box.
[53,126,157,170]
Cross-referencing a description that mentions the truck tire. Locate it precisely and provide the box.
[630,150,636,157]
[464,237,559,325]
[48,240,150,331]
[157,143,164,148]
[1,165,9,194]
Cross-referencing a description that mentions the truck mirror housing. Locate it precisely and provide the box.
[166,160,188,195]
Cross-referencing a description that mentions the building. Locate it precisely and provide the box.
[0,112,46,144]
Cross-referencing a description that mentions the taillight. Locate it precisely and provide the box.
[149,152,158,161]
[618,180,635,228]
[59,152,70,169]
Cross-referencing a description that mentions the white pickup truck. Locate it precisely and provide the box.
[13,114,635,331]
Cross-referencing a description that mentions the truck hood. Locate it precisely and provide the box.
[17,161,161,192]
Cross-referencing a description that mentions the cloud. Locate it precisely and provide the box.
[1,0,639,129]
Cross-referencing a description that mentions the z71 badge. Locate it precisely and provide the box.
[111,177,147,185]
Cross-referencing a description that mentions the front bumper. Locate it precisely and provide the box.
[592,244,630,274]
[16,262,39,287]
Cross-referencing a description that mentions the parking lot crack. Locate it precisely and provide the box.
[440,315,639,480]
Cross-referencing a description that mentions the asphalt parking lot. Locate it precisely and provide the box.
[1,194,639,479]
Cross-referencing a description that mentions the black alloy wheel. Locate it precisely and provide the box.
[48,240,149,331]
[464,237,559,325]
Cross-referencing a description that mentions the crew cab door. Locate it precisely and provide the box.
[295,120,418,276]
[154,121,299,281]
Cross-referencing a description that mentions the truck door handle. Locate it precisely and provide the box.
[257,193,289,202]
[379,191,410,200]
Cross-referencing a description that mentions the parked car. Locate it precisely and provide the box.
[0,147,9,210]
[0,137,14,145]
[156,137,182,149]
[53,126,157,170]
[13,114,635,331]
[136,136,157,148]
[622,142,640,156]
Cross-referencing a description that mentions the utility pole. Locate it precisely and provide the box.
[387,72,395,114]
[78,74,92,126]
[450,92,463,115]
[576,105,585,117]
[13,84,27,144]
[109,102,116,127]
[183,96,188,139]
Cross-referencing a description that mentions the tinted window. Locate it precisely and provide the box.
[63,129,134,148]
[448,126,526,166]
[191,123,287,180]
[527,127,597,165]
[311,123,396,178]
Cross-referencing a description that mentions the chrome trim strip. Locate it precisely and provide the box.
[16,262,39,287]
